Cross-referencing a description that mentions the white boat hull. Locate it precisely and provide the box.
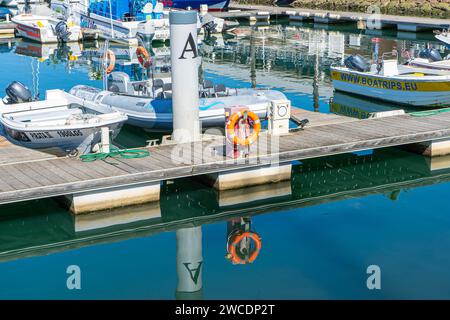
[0,90,127,155]
[436,33,450,46]
[331,67,450,107]
[2,123,124,155]
[408,58,450,71]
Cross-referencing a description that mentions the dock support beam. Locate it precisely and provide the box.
[64,182,161,214]
[403,139,450,157]
[203,163,292,191]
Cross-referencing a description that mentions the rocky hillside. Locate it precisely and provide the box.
[234,1,450,19]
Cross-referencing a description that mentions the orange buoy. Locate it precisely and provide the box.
[104,49,116,74]
[227,231,262,265]
[136,46,151,68]
[226,110,261,146]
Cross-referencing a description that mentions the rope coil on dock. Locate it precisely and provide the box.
[80,147,150,162]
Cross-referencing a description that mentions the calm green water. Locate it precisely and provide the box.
[0,21,450,299]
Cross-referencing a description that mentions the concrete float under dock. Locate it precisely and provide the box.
[2,108,450,213]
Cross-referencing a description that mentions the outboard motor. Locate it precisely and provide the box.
[200,14,217,36]
[419,48,442,61]
[107,72,131,94]
[344,54,370,72]
[54,21,71,43]
[4,81,32,104]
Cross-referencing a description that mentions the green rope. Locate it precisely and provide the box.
[80,146,150,162]
[410,107,450,117]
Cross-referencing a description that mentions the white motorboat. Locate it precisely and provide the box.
[331,54,450,107]
[12,13,82,43]
[0,81,127,155]
[435,29,450,46]
[407,48,450,71]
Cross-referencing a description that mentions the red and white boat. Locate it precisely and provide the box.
[12,13,81,43]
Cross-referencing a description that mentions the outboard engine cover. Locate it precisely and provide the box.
[5,81,32,104]
[419,48,442,61]
[54,21,71,43]
[344,54,370,72]
[107,72,131,94]
[200,14,217,34]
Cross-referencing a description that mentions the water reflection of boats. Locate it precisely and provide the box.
[331,54,450,107]
[12,13,82,43]
[15,39,82,60]
[330,91,409,119]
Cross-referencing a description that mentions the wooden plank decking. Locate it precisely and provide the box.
[1,110,450,205]
[291,108,358,127]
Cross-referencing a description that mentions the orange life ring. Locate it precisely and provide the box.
[226,110,261,146]
[227,231,262,265]
[136,46,151,68]
[104,49,115,74]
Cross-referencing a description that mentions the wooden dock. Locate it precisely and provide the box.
[1,108,450,206]
[216,4,450,32]
[0,135,56,165]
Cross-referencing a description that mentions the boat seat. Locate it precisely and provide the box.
[203,80,214,89]
[163,83,172,92]
[153,79,164,90]
[201,80,214,98]
[10,108,82,123]
[214,84,227,97]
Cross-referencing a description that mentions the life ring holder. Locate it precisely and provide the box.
[136,46,152,68]
[226,231,262,265]
[104,49,116,74]
[226,110,261,146]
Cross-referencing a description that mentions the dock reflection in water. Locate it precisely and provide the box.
[1,148,450,298]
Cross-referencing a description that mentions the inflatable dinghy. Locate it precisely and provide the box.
[69,84,288,131]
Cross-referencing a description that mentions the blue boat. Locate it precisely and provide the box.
[73,0,170,44]
[0,7,11,20]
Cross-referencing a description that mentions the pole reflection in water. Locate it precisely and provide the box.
[176,227,203,300]
[313,52,320,112]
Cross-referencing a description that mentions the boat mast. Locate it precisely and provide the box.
[108,0,114,39]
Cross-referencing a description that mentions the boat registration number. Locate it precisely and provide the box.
[57,130,83,138]
[27,130,83,140]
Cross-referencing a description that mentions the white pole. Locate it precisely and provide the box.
[101,127,110,153]
[169,10,200,143]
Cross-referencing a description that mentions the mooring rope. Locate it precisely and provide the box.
[80,146,150,162]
